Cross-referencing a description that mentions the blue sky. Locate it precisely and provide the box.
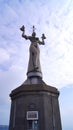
[0,0,73,129]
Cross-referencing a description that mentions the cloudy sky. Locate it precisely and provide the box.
[0,0,73,129]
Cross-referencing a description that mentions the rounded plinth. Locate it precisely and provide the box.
[27,71,42,78]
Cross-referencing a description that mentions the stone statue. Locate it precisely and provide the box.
[20,25,46,77]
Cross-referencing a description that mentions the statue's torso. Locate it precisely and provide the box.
[29,36,39,44]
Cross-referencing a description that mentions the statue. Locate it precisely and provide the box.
[20,25,46,76]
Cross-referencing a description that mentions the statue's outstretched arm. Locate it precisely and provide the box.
[38,40,45,45]
[20,25,30,40]
[38,33,46,45]
[22,33,29,40]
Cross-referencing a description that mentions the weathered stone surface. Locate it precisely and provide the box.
[9,84,62,130]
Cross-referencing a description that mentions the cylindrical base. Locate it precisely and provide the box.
[27,71,42,78]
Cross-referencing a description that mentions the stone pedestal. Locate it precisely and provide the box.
[9,82,62,130]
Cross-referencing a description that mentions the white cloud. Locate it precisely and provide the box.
[0,0,73,126]
[0,48,10,64]
[0,0,73,89]
[0,0,73,88]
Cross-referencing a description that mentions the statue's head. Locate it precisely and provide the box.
[32,32,36,37]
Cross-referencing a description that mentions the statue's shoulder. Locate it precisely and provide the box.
[36,37,39,40]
